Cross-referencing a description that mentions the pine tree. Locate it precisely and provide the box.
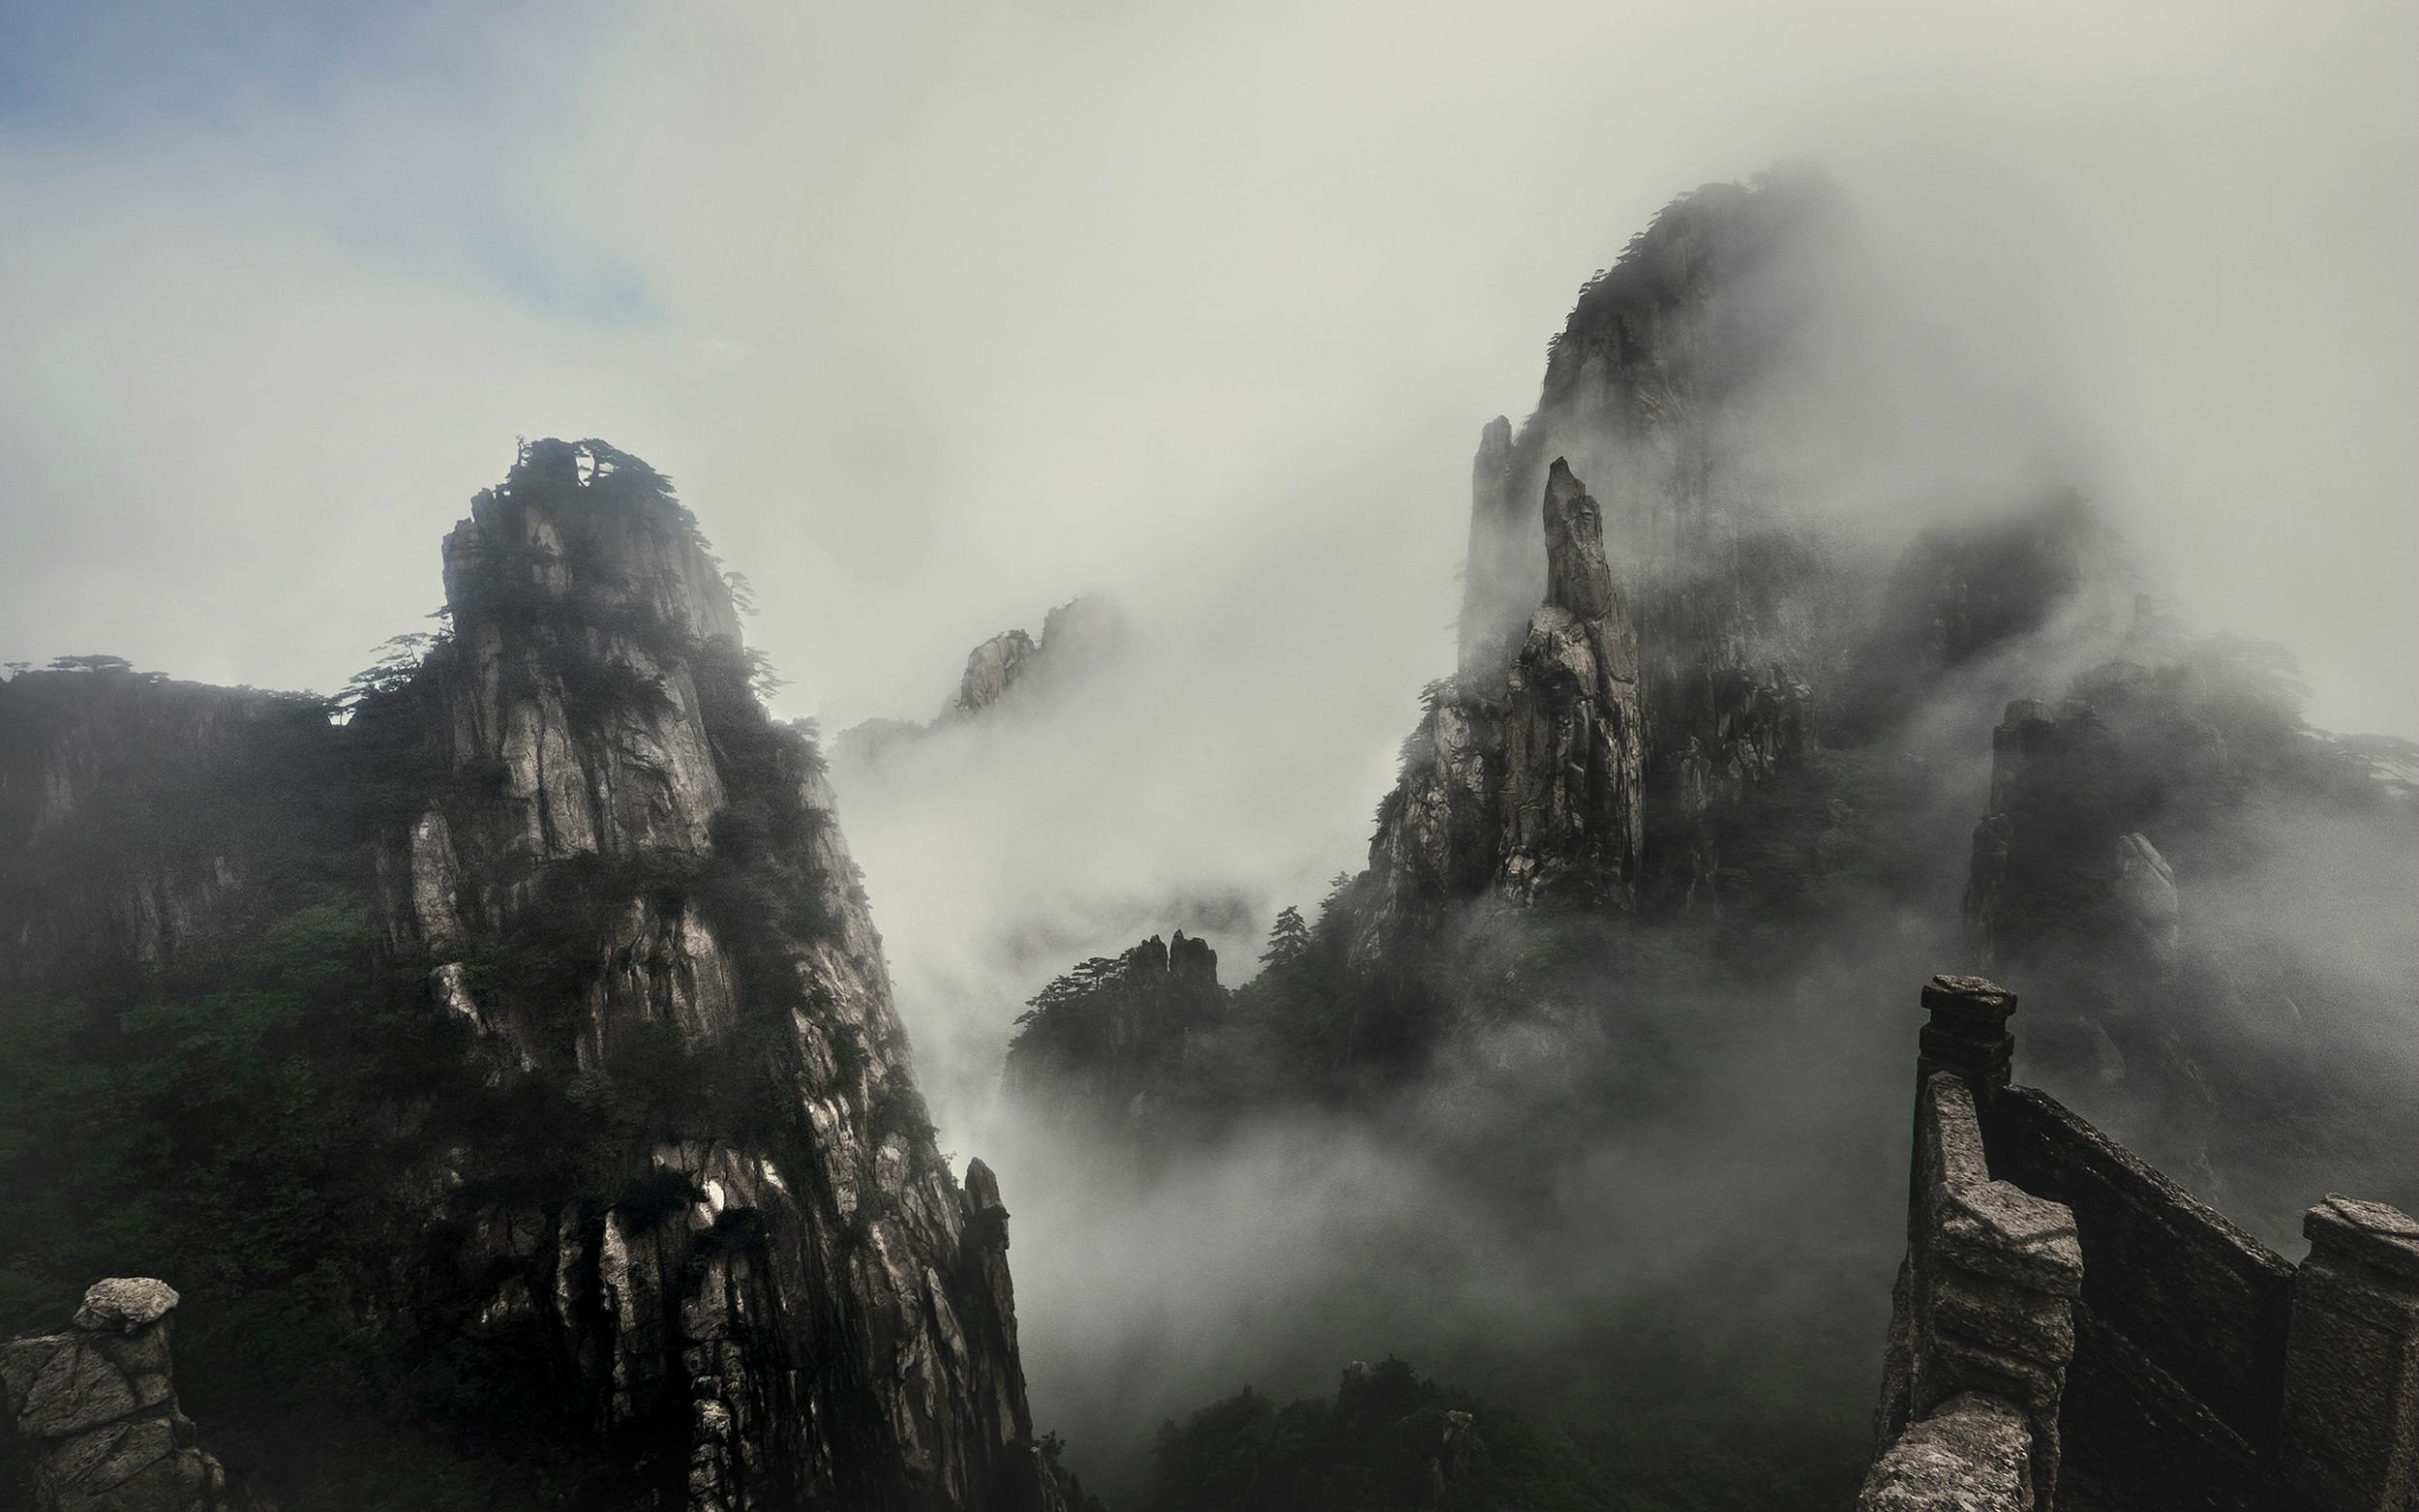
[1258,905,1312,970]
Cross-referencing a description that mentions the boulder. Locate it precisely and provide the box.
[2,1279,240,1512]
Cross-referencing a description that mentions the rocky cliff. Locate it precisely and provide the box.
[950,595,1123,718]
[1502,171,1847,903]
[0,439,1063,1511]
[1965,697,2183,989]
[1950,626,2419,1235]
[1357,458,1643,957]
[1353,170,1851,962]
[1001,932,1224,1143]
[368,438,1051,1509]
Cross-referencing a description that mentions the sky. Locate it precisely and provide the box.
[1,0,2413,741]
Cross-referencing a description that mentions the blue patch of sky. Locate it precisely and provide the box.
[0,0,658,328]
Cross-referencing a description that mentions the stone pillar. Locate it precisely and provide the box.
[2279,1195,2419,1509]
[0,1278,234,1512]
[1919,975,2016,1106]
[1910,1074,2080,1508]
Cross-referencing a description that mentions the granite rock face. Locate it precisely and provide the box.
[1,1280,241,1512]
[1355,171,1848,963]
[1455,415,1521,678]
[948,596,1125,722]
[1508,173,1845,904]
[1358,458,1643,957]
[954,631,1038,717]
[370,439,1050,1509]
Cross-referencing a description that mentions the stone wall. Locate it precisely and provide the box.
[1987,1084,2293,1506]
[1868,982,2080,1509]
[1867,976,2419,1510]
[2280,1197,2419,1508]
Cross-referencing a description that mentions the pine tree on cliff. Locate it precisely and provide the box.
[1259,906,1312,970]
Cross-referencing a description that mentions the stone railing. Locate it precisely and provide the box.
[1868,976,2082,1509]
[1866,975,2419,1511]
[1987,1078,2293,1504]
[2281,1195,2419,1507]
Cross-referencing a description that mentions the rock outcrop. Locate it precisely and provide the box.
[833,594,1127,770]
[953,630,1039,717]
[1455,415,1521,678]
[947,596,1124,723]
[1358,457,1642,955]
[1355,170,1849,961]
[1,1280,242,1512]
[370,438,1050,1508]
[1508,171,1847,903]
[1002,932,1224,1140]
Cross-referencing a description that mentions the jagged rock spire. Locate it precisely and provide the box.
[1541,457,1616,620]
[1500,458,1641,905]
[1359,459,1643,954]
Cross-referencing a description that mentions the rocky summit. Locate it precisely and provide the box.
[375,439,1051,1510]
[1358,456,1644,956]
[0,439,1072,1511]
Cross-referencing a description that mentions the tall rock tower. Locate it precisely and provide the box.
[372,438,1050,1510]
[1359,456,1643,957]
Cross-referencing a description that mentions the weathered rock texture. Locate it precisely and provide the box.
[954,632,1038,718]
[1359,458,1644,954]
[1874,994,2079,1507]
[1869,975,2419,1510]
[1,1280,240,1512]
[0,439,1066,1508]
[2279,1196,2419,1509]
[1354,170,1853,965]
[1506,172,1845,904]
[368,438,1051,1509]
[1859,1392,2034,1512]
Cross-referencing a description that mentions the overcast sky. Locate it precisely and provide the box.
[2,0,2413,740]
